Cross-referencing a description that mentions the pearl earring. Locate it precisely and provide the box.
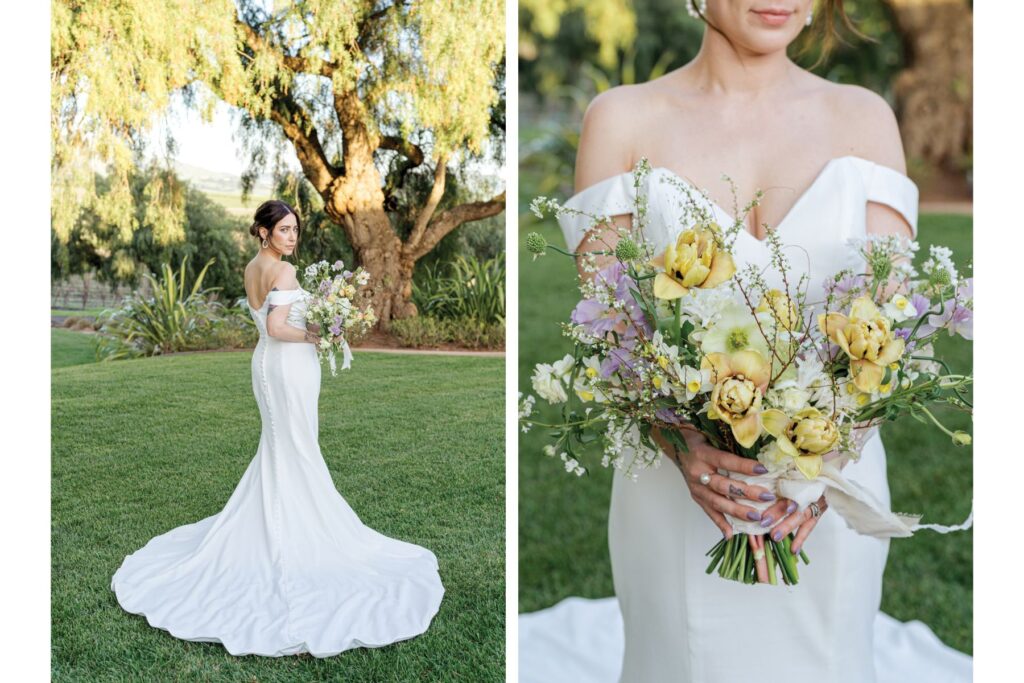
[687,0,707,20]
[806,11,813,26]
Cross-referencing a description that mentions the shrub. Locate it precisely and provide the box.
[412,253,505,324]
[94,257,257,359]
[390,315,504,350]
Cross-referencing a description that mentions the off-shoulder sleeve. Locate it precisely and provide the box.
[558,171,638,252]
[266,288,304,306]
[849,157,920,238]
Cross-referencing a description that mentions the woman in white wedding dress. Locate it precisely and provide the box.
[520,2,970,682]
[112,200,444,657]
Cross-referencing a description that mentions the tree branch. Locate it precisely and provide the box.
[237,19,336,78]
[405,191,506,261]
[267,100,339,195]
[378,135,425,166]
[406,154,449,252]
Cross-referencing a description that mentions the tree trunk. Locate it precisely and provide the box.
[323,163,419,330]
[883,0,972,184]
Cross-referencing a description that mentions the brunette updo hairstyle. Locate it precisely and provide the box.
[250,199,301,253]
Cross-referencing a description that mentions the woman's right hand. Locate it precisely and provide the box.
[651,427,797,539]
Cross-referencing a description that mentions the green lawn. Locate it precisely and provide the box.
[517,213,973,653]
[53,351,504,681]
[51,329,97,369]
[51,307,107,317]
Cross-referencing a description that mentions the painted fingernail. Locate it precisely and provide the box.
[753,464,768,474]
[786,501,797,514]
[772,530,784,541]
[759,492,776,501]
[746,511,762,521]
[760,515,774,528]
[792,544,802,554]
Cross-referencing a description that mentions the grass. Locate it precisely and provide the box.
[517,213,973,654]
[52,351,504,681]
[52,329,98,369]
[51,307,108,317]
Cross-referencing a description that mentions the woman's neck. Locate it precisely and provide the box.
[258,248,284,262]
[687,30,796,97]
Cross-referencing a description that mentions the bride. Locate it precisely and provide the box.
[111,199,444,657]
[520,2,970,681]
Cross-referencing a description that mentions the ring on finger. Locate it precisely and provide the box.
[809,502,821,518]
[699,472,713,486]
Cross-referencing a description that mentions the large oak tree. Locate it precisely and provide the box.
[52,0,506,324]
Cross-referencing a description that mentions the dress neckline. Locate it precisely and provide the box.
[247,287,303,313]
[568,155,918,245]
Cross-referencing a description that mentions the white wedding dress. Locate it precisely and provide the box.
[520,157,971,682]
[112,287,444,657]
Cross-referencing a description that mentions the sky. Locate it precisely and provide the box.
[147,94,299,177]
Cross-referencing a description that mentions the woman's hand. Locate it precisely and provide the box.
[306,322,322,334]
[303,329,321,345]
[768,494,828,555]
[652,427,797,538]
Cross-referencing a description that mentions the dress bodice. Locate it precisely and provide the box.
[558,156,919,302]
[247,288,312,338]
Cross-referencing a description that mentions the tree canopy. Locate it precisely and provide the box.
[53,0,506,323]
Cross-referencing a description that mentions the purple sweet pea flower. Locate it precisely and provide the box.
[892,327,917,354]
[571,298,623,335]
[928,302,973,340]
[332,260,344,271]
[600,347,638,379]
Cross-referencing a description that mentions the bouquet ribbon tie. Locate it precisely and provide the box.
[722,463,973,539]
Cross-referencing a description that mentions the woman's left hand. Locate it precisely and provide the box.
[770,494,828,556]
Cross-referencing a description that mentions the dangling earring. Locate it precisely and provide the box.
[687,0,707,20]
[262,238,269,249]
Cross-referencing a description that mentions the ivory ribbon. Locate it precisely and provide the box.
[722,462,973,539]
[328,340,354,375]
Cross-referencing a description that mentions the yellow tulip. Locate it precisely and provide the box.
[757,289,800,331]
[701,349,771,448]
[650,224,736,300]
[761,407,839,479]
[818,297,905,393]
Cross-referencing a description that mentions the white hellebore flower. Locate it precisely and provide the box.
[882,293,917,322]
[532,363,568,403]
[552,354,575,378]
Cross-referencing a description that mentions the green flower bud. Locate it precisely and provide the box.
[615,237,641,261]
[952,431,972,446]
[525,232,547,257]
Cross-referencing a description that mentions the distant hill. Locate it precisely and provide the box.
[174,162,274,217]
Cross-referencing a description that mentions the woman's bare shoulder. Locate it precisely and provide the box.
[577,81,675,190]
[818,80,907,171]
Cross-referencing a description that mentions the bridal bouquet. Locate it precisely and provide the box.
[520,160,973,586]
[300,260,377,375]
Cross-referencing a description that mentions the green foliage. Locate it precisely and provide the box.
[413,254,506,325]
[52,351,504,681]
[52,165,251,300]
[53,0,505,247]
[94,258,256,359]
[391,316,505,350]
[520,1,904,100]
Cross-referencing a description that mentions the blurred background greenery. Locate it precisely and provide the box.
[518,0,973,654]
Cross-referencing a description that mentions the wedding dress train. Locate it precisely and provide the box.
[112,287,444,657]
[520,157,971,682]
